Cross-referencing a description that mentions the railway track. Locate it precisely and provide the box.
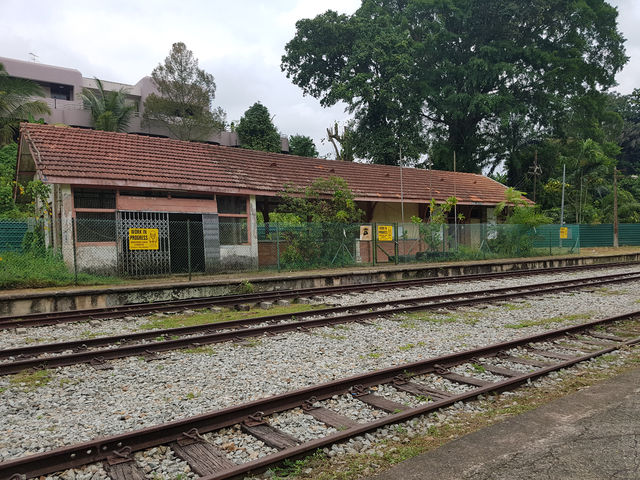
[1,310,638,480]
[1,270,639,375]
[1,261,637,330]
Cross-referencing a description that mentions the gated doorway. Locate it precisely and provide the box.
[169,213,205,273]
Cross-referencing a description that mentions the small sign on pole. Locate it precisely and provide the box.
[360,225,372,241]
[129,228,159,250]
[559,227,568,239]
[377,225,393,242]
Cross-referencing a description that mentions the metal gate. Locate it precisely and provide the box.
[117,211,170,276]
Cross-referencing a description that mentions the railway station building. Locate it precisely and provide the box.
[15,124,513,275]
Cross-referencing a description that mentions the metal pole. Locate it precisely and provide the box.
[394,223,399,264]
[372,223,377,266]
[613,168,619,248]
[560,164,566,226]
[276,223,280,272]
[72,218,78,285]
[187,220,192,281]
[453,151,458,251]
[399,146,404,225]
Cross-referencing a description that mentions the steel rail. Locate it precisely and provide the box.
[1,311,638,479]
[1,261,637,330]
[1,271,639,375]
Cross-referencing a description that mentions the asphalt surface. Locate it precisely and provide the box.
[370,367,640,480]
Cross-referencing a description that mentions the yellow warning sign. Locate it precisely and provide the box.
[377,225,393,242]
[360,225,372,241]
[559,227,568,239]
[128,228,159,250]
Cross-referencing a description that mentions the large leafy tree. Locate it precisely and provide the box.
[81,78,135,132]
[288,134,319,157]
[143,42,226,141]
[0,63,50,145]
[236,102,281,152]
[282,0,627,171]
[607,89,640,175]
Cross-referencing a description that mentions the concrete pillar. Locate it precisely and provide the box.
[249,195,259,268]
[59,184,74,268]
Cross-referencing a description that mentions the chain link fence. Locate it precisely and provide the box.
[6,217,640,288]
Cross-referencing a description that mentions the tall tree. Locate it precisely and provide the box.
[143,42,226,141]
[288,134,319,157]
[0,63,50,145]
[236,102,281,152]
[282,0,627,171]
[81,78,135,132]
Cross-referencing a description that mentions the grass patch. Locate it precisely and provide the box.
[138,304,322,330]
[594,287,629,296]
[182,346,215,354]
[498,302,532,311]
[0,251,122,289]
[320,333,348,341]
[402,311,484,326]
[398,341,426,351]
[505,313,592,329]
[9,369,53,391]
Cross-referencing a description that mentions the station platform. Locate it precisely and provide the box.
[2,247,640,316]
[370,366,640,480]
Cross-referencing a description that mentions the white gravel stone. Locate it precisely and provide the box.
[1,266,639,465]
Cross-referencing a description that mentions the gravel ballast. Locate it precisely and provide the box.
[1,267,639,479]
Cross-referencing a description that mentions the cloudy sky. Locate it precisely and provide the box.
[1,0,638,157]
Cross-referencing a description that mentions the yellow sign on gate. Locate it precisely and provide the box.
[128,228,159,250]
[559,227,568,239]
[377,225,393,242]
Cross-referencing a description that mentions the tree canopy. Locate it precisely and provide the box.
[236,102,281,153]
[81,78,135,132]
[282,0,627,172]
[288,134,319,157]
[143,42,226,141]
[0,63,50,145]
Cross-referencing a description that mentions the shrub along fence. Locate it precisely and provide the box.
[2,220,640,285]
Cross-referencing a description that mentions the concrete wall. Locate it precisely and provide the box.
[76,244,118,274]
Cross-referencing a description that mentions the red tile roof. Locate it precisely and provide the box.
[20,124,513,205]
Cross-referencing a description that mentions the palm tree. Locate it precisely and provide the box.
[0,63,51,145]
[81,78,135,132]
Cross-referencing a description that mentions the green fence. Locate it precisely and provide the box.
[0,220,31,252]
[2,219,639,285]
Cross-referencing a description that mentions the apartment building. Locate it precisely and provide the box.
[1,56,287,149]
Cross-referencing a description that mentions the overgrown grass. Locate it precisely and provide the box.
[0,251,122,289]
[8,369,53,391]
[137,304,323,330]
[401,310,484,327]
[505,313,592,329]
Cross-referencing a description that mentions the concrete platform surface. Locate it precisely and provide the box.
[370,367,640,480]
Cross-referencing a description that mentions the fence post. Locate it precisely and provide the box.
[549,226,552,255]
[394,223,399,264]
[187,220,192,281]
[276,223,281,273]
[372,223,377,266]
[72,218,78,285]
